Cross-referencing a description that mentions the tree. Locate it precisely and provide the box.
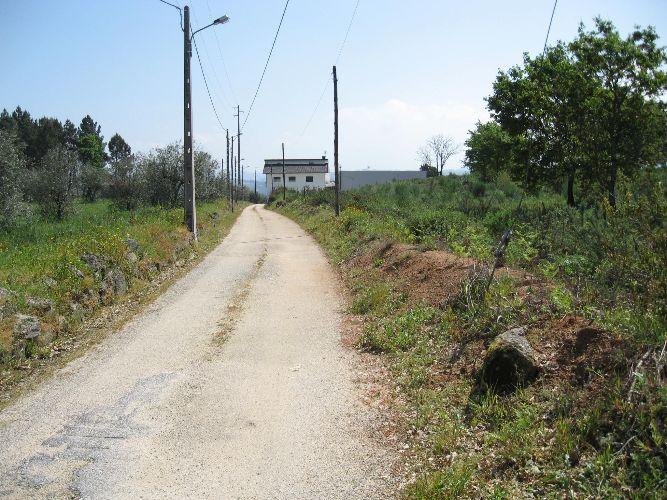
[464,122,517,182]
[62,119,78,152]
[78,115,102,140]
[419,134,460,175]
[108,133,131,162]
[33,145,79,220]
[194,149,220,202]
[419,163,439,177]
[0,130,24,229]
[138,143,183,207]
[77,134,107,201]
[569,18,667,205]
[32,117,64,163]
[108,156,142,210]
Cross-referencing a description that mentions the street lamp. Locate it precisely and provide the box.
[160,1,229,239]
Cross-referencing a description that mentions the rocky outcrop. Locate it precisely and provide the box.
[100,269,128,303]
[479,326,539,393]
[27,297,54,313]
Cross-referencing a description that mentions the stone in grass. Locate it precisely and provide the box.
[81,253,106,274]
[100,269,128,302]
[479,326,539,393]
[126,238,142,255]
[0,287,11,304]
[14,314,41,340]
[27,297,54,313]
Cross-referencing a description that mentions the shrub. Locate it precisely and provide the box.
[107,156,142,210]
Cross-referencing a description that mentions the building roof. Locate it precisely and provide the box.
[263,157,328,174]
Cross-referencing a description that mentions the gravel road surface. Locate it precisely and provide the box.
[0,205,394,499]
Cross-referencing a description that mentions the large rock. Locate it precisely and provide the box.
[81,253,106,274]
[479,326,539,393]
[27,297,54,313]
[100,269,128,303]
[126,238,142,255]
[14,314,41,340]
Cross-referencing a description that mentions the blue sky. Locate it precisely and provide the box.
[2,0,666,177]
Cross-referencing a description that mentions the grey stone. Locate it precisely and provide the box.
[14,314,41,340]
[126,238,141,255]
[0,287,12,303]
[68,265,85,279]
[81,253,106,274]
[101,269,128,301]
[27,297,54,313]
[479,326,539,393]
[43,277,57,289]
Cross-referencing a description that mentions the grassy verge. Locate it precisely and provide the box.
[270,174,665,498]
[0,199,245,397]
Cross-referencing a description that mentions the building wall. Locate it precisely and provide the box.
[339,170,427,191]
[266,172,327,192]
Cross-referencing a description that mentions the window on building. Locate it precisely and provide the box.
[288,176,296,182]
[306,176,313,182]
[273,176,281,182]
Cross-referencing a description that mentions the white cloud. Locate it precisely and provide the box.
[337,98,488,171]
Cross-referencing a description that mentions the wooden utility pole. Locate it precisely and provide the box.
[333,65,340,216]
[183,6,197,236]
[282,143,286,201]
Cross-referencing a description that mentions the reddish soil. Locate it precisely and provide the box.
[346,239,626,393]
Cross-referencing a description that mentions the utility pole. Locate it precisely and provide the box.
[282,142,286,201]
[226,129,232,211]
[235,106,242,190]
[231,135,235,208]
[183,6,197,237]
[254,170,257,198]
[333,65,340,216]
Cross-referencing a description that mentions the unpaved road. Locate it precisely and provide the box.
[0,205,394,499]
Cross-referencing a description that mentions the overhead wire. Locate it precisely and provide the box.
[241,0,291,131]
[299,0,361,138]
[205,0,238,103]
[193,35,228,132]
[543,0,558,53]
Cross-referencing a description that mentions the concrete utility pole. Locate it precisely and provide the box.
[183,6,196,237]
[282,143,286,201]
[254,170,257,197]
[231,135,235,208]
[226,129,232,211]
[333,65,340,216]
[235,106,242,189]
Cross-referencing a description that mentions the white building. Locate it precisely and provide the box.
[264,157,328,193]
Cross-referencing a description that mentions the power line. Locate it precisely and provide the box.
[193,35,228,132]
[543,0,558,53]
[191,4,234,110]
[205,0,238,103]
[242,0,291,131]
[299,0,361,138]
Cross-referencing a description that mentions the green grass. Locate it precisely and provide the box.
[0,198,243,364]
[270,171,667,498]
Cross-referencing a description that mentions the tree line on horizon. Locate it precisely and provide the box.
[0,108,230,228]
[462,18,666,207]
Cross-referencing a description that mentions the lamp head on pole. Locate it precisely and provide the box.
[214,15,230,25]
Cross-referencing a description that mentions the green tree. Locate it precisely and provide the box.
[138,143,183,207]
[108,156,142,210]
[419,163,439,178]
[0,130,24,229]
[62,119,78,152]
[464,122,517,182]
[32,117,64,163]
[108,133,131,162]
[569,18,667,205]
[33,145,79,220]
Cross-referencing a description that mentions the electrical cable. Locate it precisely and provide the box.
[242,0,291,131]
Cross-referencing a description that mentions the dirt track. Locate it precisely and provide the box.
[0,205,394,499]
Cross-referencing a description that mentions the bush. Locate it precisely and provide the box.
[79,163,107,202]
[0,130,24,229]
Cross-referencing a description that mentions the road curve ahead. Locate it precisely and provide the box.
[0,205,394,499]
